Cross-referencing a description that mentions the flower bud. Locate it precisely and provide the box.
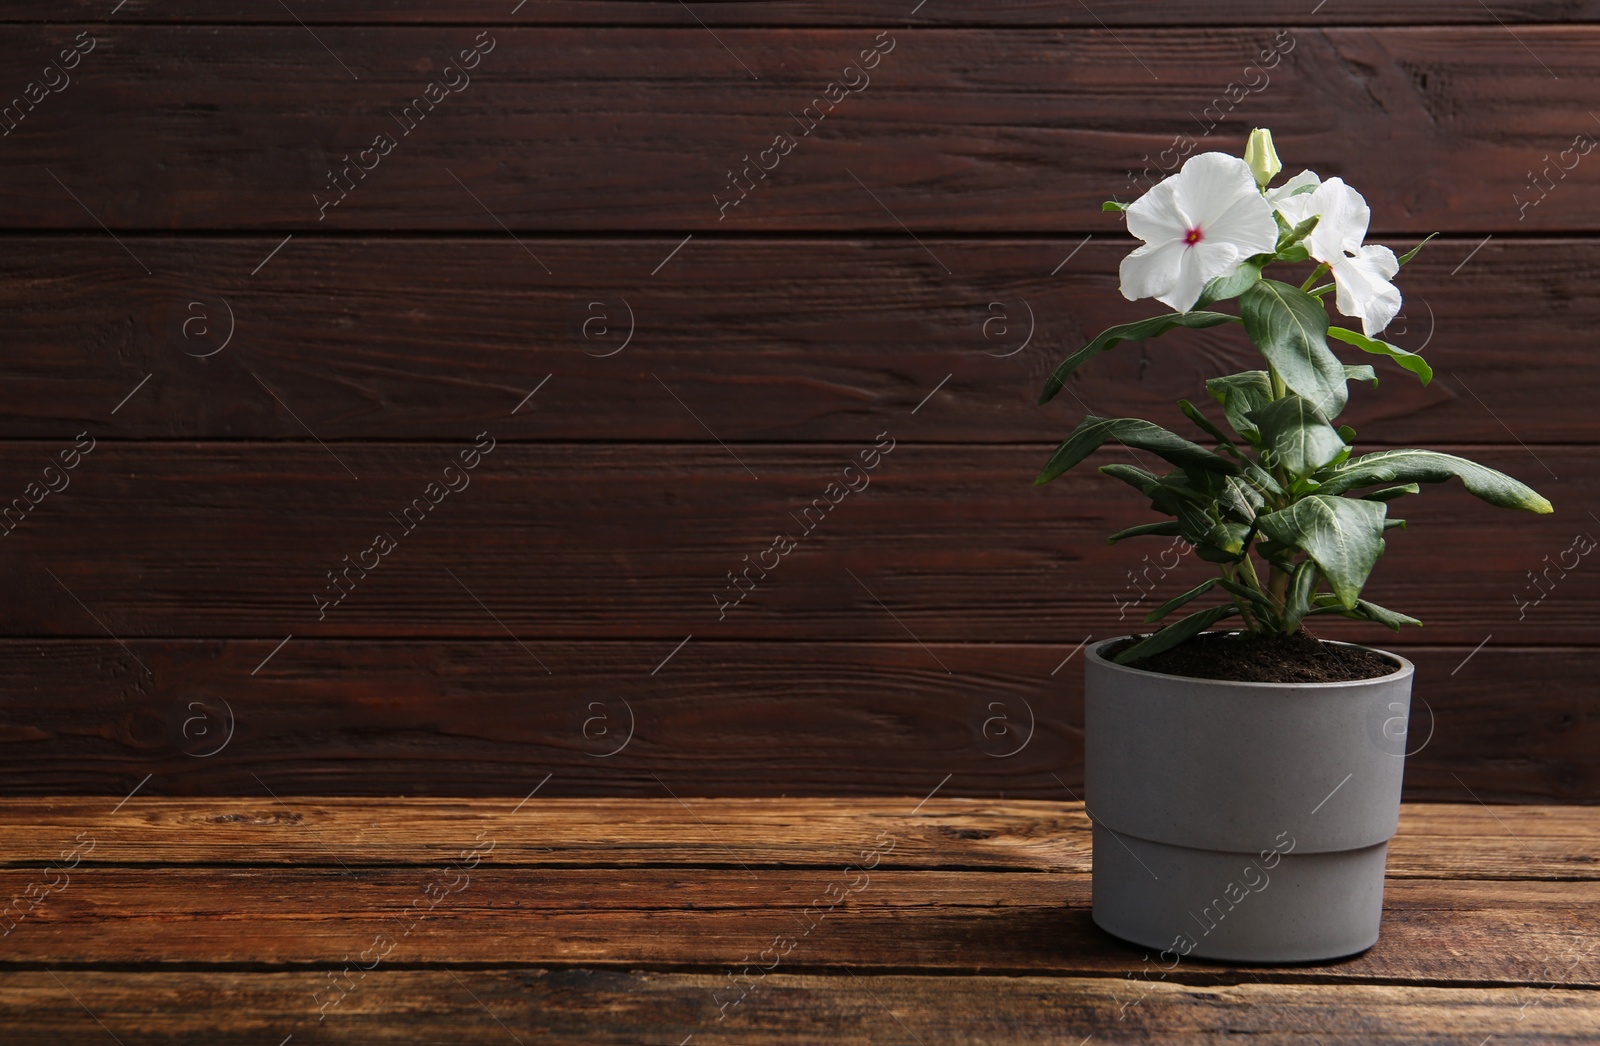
[1244,128,1281,188]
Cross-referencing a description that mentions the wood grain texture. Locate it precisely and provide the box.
[3,28,1599,231]
[0,443,1583,642]
[0,4,1594,1039]
[0,236,1584,443]
[1,971,1595,1045]
[0,2,1593,812]
[11,2,1600,25]
[1,799,1596,879]
[0,641,1594,801]
[4,868,1600,986]
[0,799,1596,987]
[2,799,1595,1042]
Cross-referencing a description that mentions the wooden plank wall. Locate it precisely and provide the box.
[0,1,1595,802]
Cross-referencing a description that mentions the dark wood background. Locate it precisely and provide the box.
[1,1,1595,802]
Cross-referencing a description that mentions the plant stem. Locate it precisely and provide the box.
[1221,564,1260,632]
[1264,365,1291,492]
[1268,564,1291,619]
[1236,551,1267,602]
[1299,263,1329,292]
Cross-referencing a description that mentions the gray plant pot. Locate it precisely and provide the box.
[1084,634,1415,963]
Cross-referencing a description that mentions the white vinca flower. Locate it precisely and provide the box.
[1119,152,1279,313]
[1269,172,1402,337]
[1265,169,1322,228]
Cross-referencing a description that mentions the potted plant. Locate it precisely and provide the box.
[1036,130,1552,963]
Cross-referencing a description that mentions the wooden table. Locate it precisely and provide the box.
[1,798,1596,1043]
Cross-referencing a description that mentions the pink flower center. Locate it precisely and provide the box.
[1183,226,1204,246]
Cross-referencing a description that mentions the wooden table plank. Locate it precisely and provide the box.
[0,237,1586,444]
[2,800,1595,1040]
[3,28,1600,232]
[2,867,1598,988]
[0,797,1090,870]
[1,800,1595,881]
[1,970,1596,1045]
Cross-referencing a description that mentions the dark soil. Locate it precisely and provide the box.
[1106,630,1399,683]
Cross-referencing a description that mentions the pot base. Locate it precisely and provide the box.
[1090,824,1387,963]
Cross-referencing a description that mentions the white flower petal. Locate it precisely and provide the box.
[1157,241,1243,313]
[1330,244,1402,336]
[1267,169,1321,228]
[1125,176,1190,244]
[1119,239,1187,304]
[1117,151,1277,310]
[1200,190,1280,259]
[1268,169,1322,201]
[1306,178,1372,261]
[1172,153,1262,227]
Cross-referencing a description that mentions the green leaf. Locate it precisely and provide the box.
[1198,521,1250,558]
[1313,449,1553,513]
[1218,577,1276,608]
[1217,577,1279,628]
[1351,599,1423,630]
[1098,463,1164,498]
[1178,400,1241,455]
[1254,539,1300,573]
[1205,370,1275,441]
[1098,466,1217,543]
[1344,364,1378,386]
[1361,483,1420,502]
[1243,460,1286,498]
[1112,604,1239,665]
[1196,260,1263,308]
[1103,200,1128,213]
[1107,521,1183,545]
[1384,518,1407,530]
[1307,598,1423,631]
[1276,244,1312,264]
[1217,475,1265,523]
[1036,416,1240,485]
[1240,280,1348,417]
[1276,213,1320,252]
[1396,232,1438,267]
[1247,394,1349,478]
[1038,312,1238,405]
[1281,559,1318,632]
[1258,495,1389,609]
[1327,326,1433,386]
[1144,579,1219,623]
[1170,506,1222,547]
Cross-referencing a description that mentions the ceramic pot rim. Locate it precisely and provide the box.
[1088,632,1415,690]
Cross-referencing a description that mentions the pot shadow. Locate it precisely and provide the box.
[1071,907,1378,975]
